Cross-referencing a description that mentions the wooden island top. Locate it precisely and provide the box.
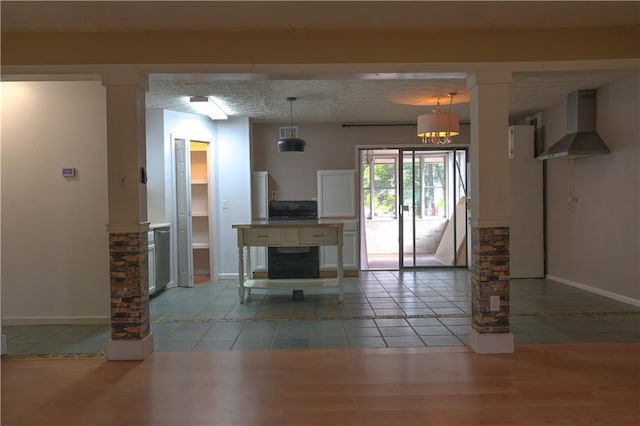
[232,220,344,229]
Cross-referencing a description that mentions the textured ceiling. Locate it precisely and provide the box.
[3,1,639,124]
[145,69,638,124]
[147,75,469,124]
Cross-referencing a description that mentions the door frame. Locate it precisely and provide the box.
[173,135,194,287]
[172,135,216,287]
[357,144,469,271]
[190,139,216,282]
[398,147,469,269]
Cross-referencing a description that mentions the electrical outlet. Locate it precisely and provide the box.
[271,190,277,200]
[490,295,500,311]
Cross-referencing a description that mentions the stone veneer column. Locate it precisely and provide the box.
[109,231,150,339]
[466,72,514,353]
[103,73,154,360]
[471,227,510,331]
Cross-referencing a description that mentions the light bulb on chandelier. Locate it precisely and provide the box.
[417,92,460,144]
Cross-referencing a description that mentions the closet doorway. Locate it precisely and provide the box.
[175,137,214,287]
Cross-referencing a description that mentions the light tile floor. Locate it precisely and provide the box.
[3,270,639,356]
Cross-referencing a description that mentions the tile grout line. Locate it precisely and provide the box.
[150,310,640,325]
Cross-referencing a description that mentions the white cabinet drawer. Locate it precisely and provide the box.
[243,229,282,245]
[299,227,337,245]
[282,229,300,245]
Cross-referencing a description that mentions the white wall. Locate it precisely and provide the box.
[216,118,252,278]
[150,109,217,285]
[145,109,166,224]
[1,89,3,352]
[146,111,251,281]
[1,81,110,324]
[543,74,639,302]
[0,86,250,326]
[147,108,220,225]
[252,122,470,200]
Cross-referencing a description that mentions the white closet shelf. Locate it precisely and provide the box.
[191,179,208,185]
[192,212,209,217]
[192,243,210,249]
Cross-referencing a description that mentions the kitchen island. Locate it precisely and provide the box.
[232,221,344,304]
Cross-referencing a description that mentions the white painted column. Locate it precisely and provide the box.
[466,71,515,354]
[103,73,149,226]
[0,128,4,356]
[468,72,512,228]
[102,73,154,360]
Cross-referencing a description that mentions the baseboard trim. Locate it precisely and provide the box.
[1,316,110,326]
[546,275,640,308]
[468,328,514,354]
[107,333,154,361]
[218,273,239,280]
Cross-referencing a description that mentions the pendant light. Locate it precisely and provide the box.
[277,97,306,153]
[417,92,459,144]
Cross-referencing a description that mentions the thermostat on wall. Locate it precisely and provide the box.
[62,167,76,177]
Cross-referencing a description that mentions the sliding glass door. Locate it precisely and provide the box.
[360,147,468,270]
[399,148,468,268]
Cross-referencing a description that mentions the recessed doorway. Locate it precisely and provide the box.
[175,137,214,287]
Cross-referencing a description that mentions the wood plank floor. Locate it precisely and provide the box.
[2,344,639,426]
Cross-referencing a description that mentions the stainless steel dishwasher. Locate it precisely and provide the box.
[154,227,171,294]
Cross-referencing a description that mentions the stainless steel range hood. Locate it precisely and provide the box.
[537,89,610,160]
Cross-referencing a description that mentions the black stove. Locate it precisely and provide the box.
[268,200,319,300]
[268,200,318,222]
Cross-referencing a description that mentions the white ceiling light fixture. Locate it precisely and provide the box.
[277,97,306,153]
[189,96,228,120]
[417,92,459,144]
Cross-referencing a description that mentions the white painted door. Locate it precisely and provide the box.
[175,137,194,287]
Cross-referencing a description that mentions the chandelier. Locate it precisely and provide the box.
[417,92,459,144]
